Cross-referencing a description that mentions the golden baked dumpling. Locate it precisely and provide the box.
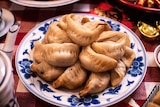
[32,41,44,63]
[79,45,117,73]
[121,46,136,67]
[66,14,111,46]
[52,61,88,89]
[42,22,72,44]
[79,72,110,96]
[30,61,65,82]
[42,42,80,67]
[92,31,127,60]
[96,31,130,47]
[110,60,126,87]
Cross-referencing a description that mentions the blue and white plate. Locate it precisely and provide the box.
[15,13,147,107]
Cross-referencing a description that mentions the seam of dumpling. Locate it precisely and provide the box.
[79,45,117,72]
[66,14,106,46]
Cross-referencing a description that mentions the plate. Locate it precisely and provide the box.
[118,0,160,14]
[0,8,15,37]
[10,0,79,8]
[15,13,147,107]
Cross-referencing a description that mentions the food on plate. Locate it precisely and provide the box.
[43,22,72,44]
[52,61,88,90]
[79,45,118,73]
[79,72,110,96]
[110,60,126,87]
[32,41,44,63]
[34,42,80,67]
[92,31,129,60]
[147,90,160,107]
[121,46,136,67]
[30,13,136,96]
[30,61,65,81]
[66,14,111,46]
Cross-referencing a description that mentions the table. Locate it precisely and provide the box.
[0,0,160,107]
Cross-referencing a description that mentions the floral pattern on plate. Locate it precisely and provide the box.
[15,13,147,107]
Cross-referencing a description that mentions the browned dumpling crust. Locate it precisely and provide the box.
[79,45,117,73]
[66,14,111,46]
[30,61,65,82]
[96,31,130,47]
[79,72,110,97]
[121,46,136,67]
[42,22,72,44]
[30,13,136,97]
[52,61,88,90]
[110,60,126,87]
[42,42,80,67]
[32,41,44,63]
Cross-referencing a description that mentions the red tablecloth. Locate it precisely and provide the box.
[0,0,160,107]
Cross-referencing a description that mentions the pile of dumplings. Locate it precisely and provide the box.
[30,13,136,97]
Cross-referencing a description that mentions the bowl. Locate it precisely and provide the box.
[154,45,160,68]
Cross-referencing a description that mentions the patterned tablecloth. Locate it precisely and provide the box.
[0,0,160,107]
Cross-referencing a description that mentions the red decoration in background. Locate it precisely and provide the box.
[90,2,133,29]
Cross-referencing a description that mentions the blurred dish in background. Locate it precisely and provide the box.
[9,0,79,8]
[117,0,160,14]
[0,8,15,38]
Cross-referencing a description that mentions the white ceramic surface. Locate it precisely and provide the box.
[0,51,19,107]
[0,8,15,38]
[10,0,79,8]
[154,45,160,68]
[15,13,147,107]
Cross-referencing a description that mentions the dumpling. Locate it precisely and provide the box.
[96,31,130,47]
[42,22,72,44]
[42,42,80,67]
[58,14,90,31]
[92,37,126,60]
[30,61,65,82]
[110,60,126,87]
[79,45,117,73]
[57,14,68,31]
[79,72,110,97]
[121,46,136,67]
[52,61,88,90]
[66,14,110,46]
[32,41,44,63]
